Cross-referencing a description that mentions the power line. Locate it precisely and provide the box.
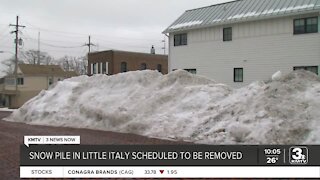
[25,21,160,42]
[21,36,84,49]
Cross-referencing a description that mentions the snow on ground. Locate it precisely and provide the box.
[5,70,320,144]
[0,108,16,112]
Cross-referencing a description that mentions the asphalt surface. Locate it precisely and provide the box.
[0,111,187,180]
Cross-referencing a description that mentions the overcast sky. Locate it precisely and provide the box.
[0,0,232,63]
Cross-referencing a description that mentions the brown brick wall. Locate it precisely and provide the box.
[88,50,168,75]
[88,51,113,75]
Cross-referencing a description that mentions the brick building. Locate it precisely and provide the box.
[88,50,168,75]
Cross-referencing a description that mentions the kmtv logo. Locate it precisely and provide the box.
[289,147,308,165]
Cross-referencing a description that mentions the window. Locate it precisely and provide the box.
[97,63,101,74]
[294,17,318,34]
[140,63,147,70]
[223,27,232,41]
[174,33,187,46]
[48,78,53,86]
[17,78,24,85]
[5,78,15,85]
[184,69,197,74]
[102,62,106,74]
[294,66,318,75]
[120,62,127,73]
[92,63,97,74]
[157,64,162,73]
[234,68,243,82]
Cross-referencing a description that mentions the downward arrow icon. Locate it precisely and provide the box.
[160,170,164,174]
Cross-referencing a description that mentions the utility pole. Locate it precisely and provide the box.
[37,31,40,65]
[84,35,95,53]
[9,16,25,93]
[84,35,95,75]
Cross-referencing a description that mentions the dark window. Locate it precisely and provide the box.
[184,69,197,74]
[294,66,318,75]
[294,17,318,34]
[102,62,106,74]
[17,78,24,85]
[140,63,147,70]
[120,62,127,73]
[92,63,96,74]
[234,68,243,82]
[97,63,101,74]
[306,17,318,33]
[223,27,232,41]
[49,78,53,86]
[157,64,162,73]
[174,33,187,46]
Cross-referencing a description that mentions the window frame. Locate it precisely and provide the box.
[294,17,318,35]
[157,64,162,73]
[17,77,24,85]
[102,62,106,74]
[174,33,188,46]
[234,68,243,82]
[48,77,53,86]
[140,63,147,70]
[120,62,127,73]
[92,63,97,74]
[223,27,232,41]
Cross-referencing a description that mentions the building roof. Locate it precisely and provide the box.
[163,0,320,33]
[64,71,79,77]
[89,49,168,57]
[18,64,77,77]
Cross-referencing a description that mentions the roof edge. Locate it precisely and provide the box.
[89,49,168,57]
[185,0,242,12]
[163,9,320,34]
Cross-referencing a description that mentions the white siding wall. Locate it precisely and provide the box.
[169,14,320,88]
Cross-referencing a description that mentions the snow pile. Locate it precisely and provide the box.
[271,71,282,81]
[0,108,16,112]
[6,70,320,144]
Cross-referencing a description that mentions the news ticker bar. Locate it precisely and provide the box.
[20,166,320,178]
[21,145,319,166]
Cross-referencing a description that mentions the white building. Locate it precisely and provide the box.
[163,0,320,87]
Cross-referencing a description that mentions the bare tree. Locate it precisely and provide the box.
[57,55,87,75]
[21,50,54,65]
[81,56,88,75]
[1,56,24,75]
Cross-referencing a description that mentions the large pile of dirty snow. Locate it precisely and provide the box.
[6,70,320,144]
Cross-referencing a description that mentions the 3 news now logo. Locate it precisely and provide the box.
[289,146,308,165]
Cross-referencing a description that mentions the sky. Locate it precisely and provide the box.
[0,0,233,63]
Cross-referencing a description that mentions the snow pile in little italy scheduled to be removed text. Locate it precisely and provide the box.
[7,70,320,144]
